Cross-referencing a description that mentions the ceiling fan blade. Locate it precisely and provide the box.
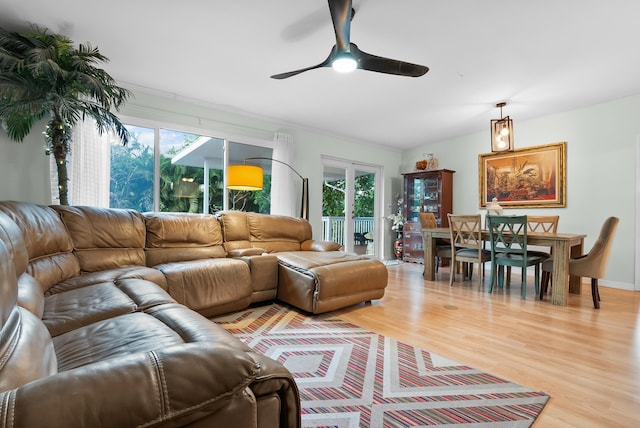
[351,43,429,77]
[270,49,334,79]
[328,0,353,53]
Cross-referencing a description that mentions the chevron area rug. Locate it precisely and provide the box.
[211,303,549,427]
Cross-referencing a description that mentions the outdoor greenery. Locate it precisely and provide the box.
[323,173,375,217]
[109,131,269,213]
[0,26,130,205]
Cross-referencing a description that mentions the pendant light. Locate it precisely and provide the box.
[490,102,514,152]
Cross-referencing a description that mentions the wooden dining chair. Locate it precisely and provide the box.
[486,215,547,299]
[506,215,560,281]
[419,212,451,273]
[540,216,619,308]
[448,214,491,289]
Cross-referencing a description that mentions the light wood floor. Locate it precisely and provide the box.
[332,262,640,427]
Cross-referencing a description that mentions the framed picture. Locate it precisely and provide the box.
[479,142,566,208]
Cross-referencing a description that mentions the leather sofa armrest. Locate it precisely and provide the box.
[247,351,302,428]
[0,343,263,427]
[301,240,343,252]
[227,247,266,257]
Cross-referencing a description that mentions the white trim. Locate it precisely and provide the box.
[118,114,274,151]
[598,280,635,292]
[636,135,640,291]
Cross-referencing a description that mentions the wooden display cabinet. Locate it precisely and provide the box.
[401,169,454,263]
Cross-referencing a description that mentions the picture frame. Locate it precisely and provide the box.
[479,142,566,208]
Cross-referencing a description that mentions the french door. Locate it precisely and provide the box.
[321,157,382,257]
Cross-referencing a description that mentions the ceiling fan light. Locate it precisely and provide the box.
[332,53,357,73]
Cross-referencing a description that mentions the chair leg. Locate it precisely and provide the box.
[591,278,600,309]
[541,271,553,295]
[488,262,496,293]
[497,266,505,289]
[449,256,455,287]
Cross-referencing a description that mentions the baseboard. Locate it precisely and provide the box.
[593,279,636,291]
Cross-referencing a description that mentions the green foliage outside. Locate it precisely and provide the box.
[323,173,375,217]
[109,132,270,213]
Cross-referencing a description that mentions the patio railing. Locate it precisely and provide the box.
[321,216,374,245]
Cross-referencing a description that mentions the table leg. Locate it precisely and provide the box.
[422,231,436,281]
[551,240,570,306]
[568,242,584,294]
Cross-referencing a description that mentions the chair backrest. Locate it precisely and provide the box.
[527,215,559,233]
[418,212,438,229]
[448,214,483,251]
[570,217,619,279]
[486,215,529,256]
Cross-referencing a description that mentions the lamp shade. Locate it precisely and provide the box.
[227,165,263,190]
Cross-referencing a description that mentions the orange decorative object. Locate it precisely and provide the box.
[416,160,428,170]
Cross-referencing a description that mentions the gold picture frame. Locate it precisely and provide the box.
[479,142,566,208]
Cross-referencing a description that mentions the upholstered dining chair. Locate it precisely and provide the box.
[486,215,547,300]
[540,216,619,309]
[448,214,491,289]
[419,212,451,273]
[506,215,560,281]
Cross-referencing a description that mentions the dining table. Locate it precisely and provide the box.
[421,228,587,306]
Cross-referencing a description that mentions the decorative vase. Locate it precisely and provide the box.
[393,233,403,259]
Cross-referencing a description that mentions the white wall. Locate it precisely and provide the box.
[403,94,640,289]
[0,118,51,205]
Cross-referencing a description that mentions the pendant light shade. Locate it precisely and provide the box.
[490,102,514,152]
[227,165,264,190]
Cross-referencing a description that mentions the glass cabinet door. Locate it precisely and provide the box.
[401,169,455,263]
[422,177,442,225]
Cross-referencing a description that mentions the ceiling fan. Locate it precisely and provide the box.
[270,0,429,79]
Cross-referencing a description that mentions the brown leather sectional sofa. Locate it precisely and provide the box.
[0,201,387,427]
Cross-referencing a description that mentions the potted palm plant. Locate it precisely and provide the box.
[0,25,130,204]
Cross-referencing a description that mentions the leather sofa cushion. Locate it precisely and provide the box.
[248,212,311,245]
[154,259,252,317]
[53,205,146,272]
[218,210,252,251]
[17,273,44,318]
[53,311,185,371]
[144,212,223,247]
[144,212,227,266]
[275,250,368,269]
[219,211,314,253]
[44,275,175,337]
[49,266,167,294]
[53,302,256,372]
[0,228,57,392]
[0,308,57,392]
[0,202,80,292]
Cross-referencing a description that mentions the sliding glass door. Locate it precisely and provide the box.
[322,158,381,257]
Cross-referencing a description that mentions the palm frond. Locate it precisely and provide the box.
[0,24,131,203]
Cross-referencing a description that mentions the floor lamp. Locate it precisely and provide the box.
[227,157,309,221]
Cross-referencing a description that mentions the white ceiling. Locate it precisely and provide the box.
[2,0,640,150]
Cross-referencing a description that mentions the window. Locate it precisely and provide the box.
[67,120,275,213]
